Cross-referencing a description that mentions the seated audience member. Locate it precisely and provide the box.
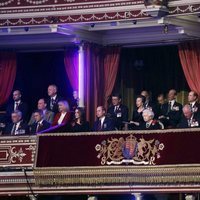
[93,106,115,131]
[158,89,182,128]
[0,113,6,135]
[188,91,200,117]
[28,98,54,125]
[140,109,162,130]
[4,110,29,135]
[141,90,154,109]
[46,84,62,113]
[71,107,90,132]
[29,110,51,134]
[52,100,71,126]
[130,95,145,129]
[155,93,166,118]
[107,94,128,130]
[177,105,200,128]
[6,90,28,122]
[70,90,79,111]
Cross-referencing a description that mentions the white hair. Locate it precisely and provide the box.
[142,109,154,119]
[58,100,70,111]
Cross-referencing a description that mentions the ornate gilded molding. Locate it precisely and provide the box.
[34,164,200,186]
[0,0,199,27]
[0,136,36,167]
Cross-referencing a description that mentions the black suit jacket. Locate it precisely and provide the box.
[6,101,28,121]
[29,120,51,134]
[107,104,128,130]
[93,117,115,132]
[46,96,63,113]
[71,121,90,132]
[161,101,182,127]
[190,102,200,118]
[154,103,166,119]
[4,121,29,135]
[177,115,200,128]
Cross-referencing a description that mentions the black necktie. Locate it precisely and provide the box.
[167,102,171,113]
[97,120,101,131]
[15,102,19,110]
[114,106,119,113]
[36,122,42,132]
[11,123,17,135]
[50,98,54,110]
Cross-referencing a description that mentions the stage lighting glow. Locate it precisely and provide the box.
[78,45,84,107]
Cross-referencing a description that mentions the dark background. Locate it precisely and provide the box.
[1,45,189,118]
[1,51,73,118]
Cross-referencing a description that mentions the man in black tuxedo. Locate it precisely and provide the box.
[107,94,128,130]
[93,106,115,132]
[6,90,28,122]
[4,110,29,135]
[158,89,182,128]
[141,90,154,109]
[177,105,200,128]
[29,110,50,134]
[188,91,200,117]
[46,85,62,113]
[155,94,166,118]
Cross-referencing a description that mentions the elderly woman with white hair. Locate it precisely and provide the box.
[140,109,162,130]
[52,100,71,126]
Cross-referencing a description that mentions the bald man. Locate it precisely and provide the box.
[6,90,28,122]
[158,89,182,128]
[178,104,200,128]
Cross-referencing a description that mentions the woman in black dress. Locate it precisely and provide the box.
[130,95,146,129]
[71,107,90,132]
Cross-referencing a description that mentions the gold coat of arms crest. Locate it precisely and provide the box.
[95,135,164,165]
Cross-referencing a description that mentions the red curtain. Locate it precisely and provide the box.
[103,47,121,108]
[64,48,79,91]
[0,52,17,106]
[178,41,200,95]
[84,44,120,123]
[84,43,104,124]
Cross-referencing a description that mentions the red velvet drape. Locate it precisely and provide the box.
[84,44,104,124]
[178,41,200,95]
[103,47,121,108]
[84,44,120,123]
[0,52,17,106]
[64,48,79,91]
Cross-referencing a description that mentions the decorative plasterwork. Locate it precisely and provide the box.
[0,4,200,27]
[0,136,36,167]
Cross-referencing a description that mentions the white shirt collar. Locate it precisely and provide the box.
[100,116,105,125]
[190,101,196,107]
[37,119,43,125]
[169,99,175,107]
[51,95,57,100]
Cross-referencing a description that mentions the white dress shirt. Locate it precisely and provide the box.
[14,100,21,110]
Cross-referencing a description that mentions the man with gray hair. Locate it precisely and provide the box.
[46,84,62,113]
[177,104,200,128]
[140,109,161,130]
[4,110,29,135]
